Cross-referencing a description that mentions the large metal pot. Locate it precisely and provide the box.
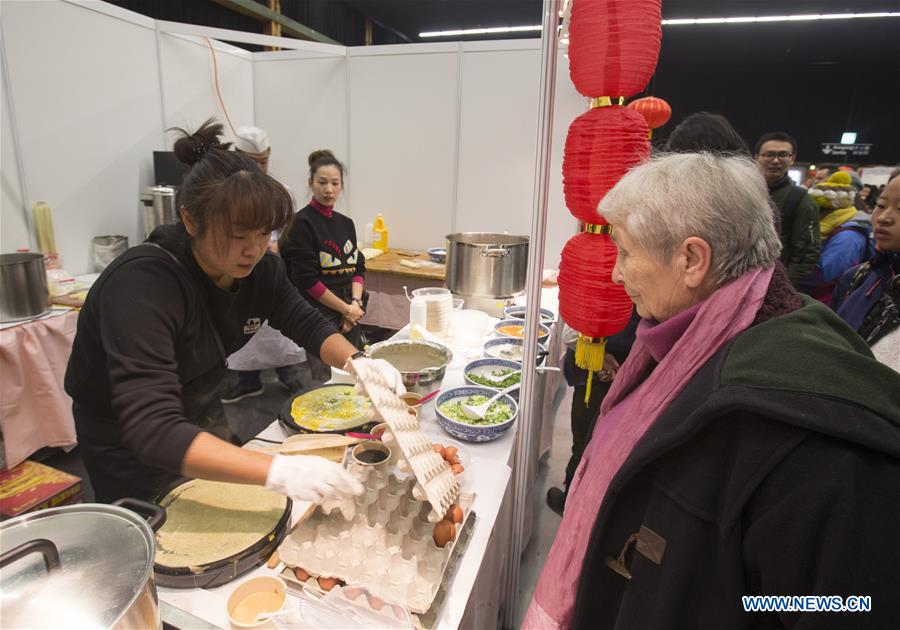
[445,232,529,299]
[0,252,49,323]
[0,499,166,629]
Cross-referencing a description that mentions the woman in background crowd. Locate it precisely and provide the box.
[279,150,366,381]
[832,174,900,372]
[798,171,872,305]
[524,153,900,630]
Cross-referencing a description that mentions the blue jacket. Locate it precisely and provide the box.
[832,251,900,345]
[800,211,871,304]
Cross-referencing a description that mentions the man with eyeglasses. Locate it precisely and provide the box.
[754,132,821,287]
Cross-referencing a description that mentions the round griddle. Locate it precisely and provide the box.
[278,383,375,435]
[152,479,291,589]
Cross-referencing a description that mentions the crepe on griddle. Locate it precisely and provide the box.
[289,385,371,432]
[155,480,287,568]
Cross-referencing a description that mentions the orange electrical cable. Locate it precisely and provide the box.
[204,37,237,138]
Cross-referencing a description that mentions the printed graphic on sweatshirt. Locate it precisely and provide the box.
[243,317,262,334]
[319,239,358,275]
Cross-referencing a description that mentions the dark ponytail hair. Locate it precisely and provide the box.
[170,118,293,240]
[308,149,345,182]
[665,112,750,156]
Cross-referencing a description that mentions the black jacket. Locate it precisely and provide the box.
[65,224,337,499]
[571,300,900,629]
[769,175,822,286]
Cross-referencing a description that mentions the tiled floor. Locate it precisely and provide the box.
[41,363,574,627]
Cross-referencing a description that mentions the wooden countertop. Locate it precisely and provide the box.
[364,248,446,281]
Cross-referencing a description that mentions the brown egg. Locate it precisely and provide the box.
[367,594,385,610]
[446,504,464,524]
[448,454,460,465]
[266,550,280,568]
[444,446,458,461]
[451,463,464,474]
[344,587,365,601]
[293,566,310,582]
[433,520,454,547]
[318,576,340,591]
[439,447,450,461]
[432,443,443,453]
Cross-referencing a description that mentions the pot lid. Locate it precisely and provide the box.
[0,503,156,629]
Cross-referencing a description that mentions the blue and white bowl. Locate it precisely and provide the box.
[483,337,547,365]
[427,247,447,264]
[434,386,518,442]
[503,305,557,324]
[464,358,522,400]
[494,318,550,341]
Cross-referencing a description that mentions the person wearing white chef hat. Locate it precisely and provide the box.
[222,125,307,403]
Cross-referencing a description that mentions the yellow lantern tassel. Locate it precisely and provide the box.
[575,334,607,405]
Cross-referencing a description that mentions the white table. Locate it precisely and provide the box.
[158,289,563,629]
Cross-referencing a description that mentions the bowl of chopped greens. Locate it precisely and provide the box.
[464,358,522,400]
[435,386,518,442]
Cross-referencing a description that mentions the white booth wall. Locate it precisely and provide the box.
[2,0,583,275]
[256,39,582,268]
[0,0,254,274]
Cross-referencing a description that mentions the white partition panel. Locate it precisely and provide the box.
[254,52,348,209]
[456,43,540,243]
[159,33,253,142]
[1,43,30,253]
[1,0,161,274]
[348,47,459,250]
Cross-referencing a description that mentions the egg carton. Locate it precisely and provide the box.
[278,467,475,615]
[349,361,460,522]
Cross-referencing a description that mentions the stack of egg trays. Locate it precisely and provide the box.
[350,361,460,522]
[278,463,476,614]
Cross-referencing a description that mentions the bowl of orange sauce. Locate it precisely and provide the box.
[493,318,550,341]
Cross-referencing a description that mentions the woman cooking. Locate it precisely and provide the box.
[279,150,365,381]
[65,120,403,504]
[524,154,900,629]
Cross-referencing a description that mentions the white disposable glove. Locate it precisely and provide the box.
[265,455,364,503]
[347,357,406,396]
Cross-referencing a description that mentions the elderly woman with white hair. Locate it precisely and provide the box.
[524,154,900,630]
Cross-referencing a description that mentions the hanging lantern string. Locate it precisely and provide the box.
[590,96,626,109]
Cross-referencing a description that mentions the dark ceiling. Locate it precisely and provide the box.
[107,0,900,164]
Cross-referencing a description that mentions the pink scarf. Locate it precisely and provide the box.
[524,265,775,629]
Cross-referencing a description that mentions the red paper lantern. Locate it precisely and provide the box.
[568,0,663,98]
[563,106,650,224]
[627,96,672,130]
[558,232,632,340]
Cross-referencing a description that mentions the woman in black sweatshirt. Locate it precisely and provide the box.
[65,120,401,503]
[279,150,365,379]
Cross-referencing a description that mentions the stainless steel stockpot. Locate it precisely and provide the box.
[445,232,529,299]
[0,252,49,322]
[0,499,166,629]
